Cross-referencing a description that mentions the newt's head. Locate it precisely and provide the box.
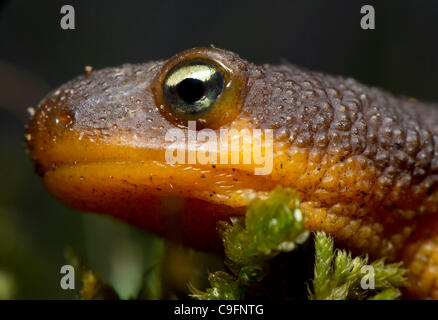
[27,47,378,252]
[26,47,286,250]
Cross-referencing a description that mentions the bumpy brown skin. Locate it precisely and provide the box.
[26,48,438,299]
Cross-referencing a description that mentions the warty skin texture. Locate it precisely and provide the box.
[26,48,438,299]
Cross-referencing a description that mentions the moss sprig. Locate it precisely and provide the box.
[191,186,309,299]
[309,232,407,300]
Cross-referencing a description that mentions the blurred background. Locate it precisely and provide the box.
[0,0,437,299]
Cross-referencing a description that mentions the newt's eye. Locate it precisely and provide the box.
[162,61,224,116]
[152,47,249,129]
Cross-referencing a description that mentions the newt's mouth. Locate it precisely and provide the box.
[26,97,279,209]
[40,157,273,210]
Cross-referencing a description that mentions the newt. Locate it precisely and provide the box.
[26,47,438,299]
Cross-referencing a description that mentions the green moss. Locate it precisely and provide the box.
[309,232,407,300]
[191,186,310,299]
[190,272,243,300]
[192,186,407,300]
[221,186,309,282]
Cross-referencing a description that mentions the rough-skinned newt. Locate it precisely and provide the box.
[26,47,438,299]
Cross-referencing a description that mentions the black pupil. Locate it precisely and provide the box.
[176,78,205,104]
[162,61,225,116]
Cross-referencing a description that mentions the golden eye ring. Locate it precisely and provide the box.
[151,47,249,129]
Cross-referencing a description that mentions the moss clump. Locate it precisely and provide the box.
[309,232,407,300]
[192,186,407,300]
[192,186,309,299]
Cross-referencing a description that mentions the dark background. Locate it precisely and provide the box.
[0,0,437,299]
